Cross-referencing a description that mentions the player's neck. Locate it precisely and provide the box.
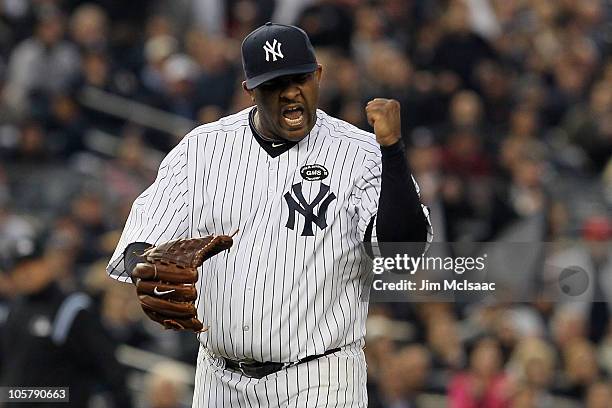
[253,109,283,143]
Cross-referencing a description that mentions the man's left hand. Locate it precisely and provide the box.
[131,234,234,332]
[365,98,401,146]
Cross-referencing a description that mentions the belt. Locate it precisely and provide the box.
[223,348,341,379]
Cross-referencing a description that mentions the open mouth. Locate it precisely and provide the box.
[281,105,305,129]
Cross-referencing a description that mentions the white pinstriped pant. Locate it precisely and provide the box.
[192,345,367,407]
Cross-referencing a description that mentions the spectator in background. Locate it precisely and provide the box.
[427,314,466,392]
[488,142,549,240]
[43,216,84,288]
[0,234,133,407]
[102,128,157,205]
[316,51,364,122]
[82,257,196,362]
[297,0,355,50]
[190,0,226,36]
[0,0,34,54]
[441,127,491,179]
[63,0,154,52]
[507,338,556,406]
[582,217,612,342]
[563,80,612,173]
[185,30,238,113]
[8,119,51,163]
[272,0,316,25]
[351,3,390,63]
[446,90,484,137]
[547,32,600,126]
[78,49,113,93]
[141,33,178,100]
[70,190,109,265]
[550,306,589,353]
[555,338,601,400]
[474,61,513,127]
[432,0,496,89]
[157,53,200,119]
[2,6,79,116]
[507,106,540,142]
[363,43,413,101]
[364,309,416,388]
[75,48,138,135]
[44,92,88,158]
[0,165,34,274]
[449,337,511,408]
[380,0,419,50]
[196,105,224,124]
[546,216,612,343]
[373,344,431,408]
[69,3,108,52]
[98,268,151,347]
[144,361,191,408]
[601,158,612,205]
[585,381,612,408]
[227,0,260,40]
[439,125,493,240]
[406,128,461,244]
[0,190,35,263]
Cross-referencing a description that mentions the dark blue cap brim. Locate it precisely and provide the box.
[245,63,318,90]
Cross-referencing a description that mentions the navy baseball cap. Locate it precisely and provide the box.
[242,22,318,90]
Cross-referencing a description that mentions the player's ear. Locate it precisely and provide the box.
[315,64,323,82]
[242,81,255,102]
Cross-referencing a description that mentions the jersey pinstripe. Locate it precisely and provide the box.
[107,106,431,365]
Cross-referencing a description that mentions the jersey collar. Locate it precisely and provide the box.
[249,107,298,158]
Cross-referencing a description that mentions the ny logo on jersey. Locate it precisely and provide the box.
[263,39,284,62]
[284,183,336,236]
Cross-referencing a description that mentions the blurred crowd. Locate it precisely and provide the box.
[0,0,612,407]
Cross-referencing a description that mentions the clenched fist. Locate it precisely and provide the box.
[365,98,401,146]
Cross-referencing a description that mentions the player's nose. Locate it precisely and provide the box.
[279,82,301,100]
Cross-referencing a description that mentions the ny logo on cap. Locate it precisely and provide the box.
[263,39,284,62]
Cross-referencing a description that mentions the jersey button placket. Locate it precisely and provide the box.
[267,159,278,195]
[240,245,256,337]
[241,285,252,332]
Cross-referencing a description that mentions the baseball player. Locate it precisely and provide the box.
[107,23,432,407]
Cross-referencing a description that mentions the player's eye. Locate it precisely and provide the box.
[259,73,311,91]
[260,79,285,90]
[259,82,277,90]
[295,74,311,84]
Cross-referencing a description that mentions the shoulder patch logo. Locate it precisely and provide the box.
[300,164,329,181]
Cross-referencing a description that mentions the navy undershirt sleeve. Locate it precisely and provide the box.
[375,141,428,243]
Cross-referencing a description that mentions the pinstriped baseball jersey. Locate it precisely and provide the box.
[107,106,431,363]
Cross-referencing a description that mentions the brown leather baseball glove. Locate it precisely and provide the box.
[131,234,235,332]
